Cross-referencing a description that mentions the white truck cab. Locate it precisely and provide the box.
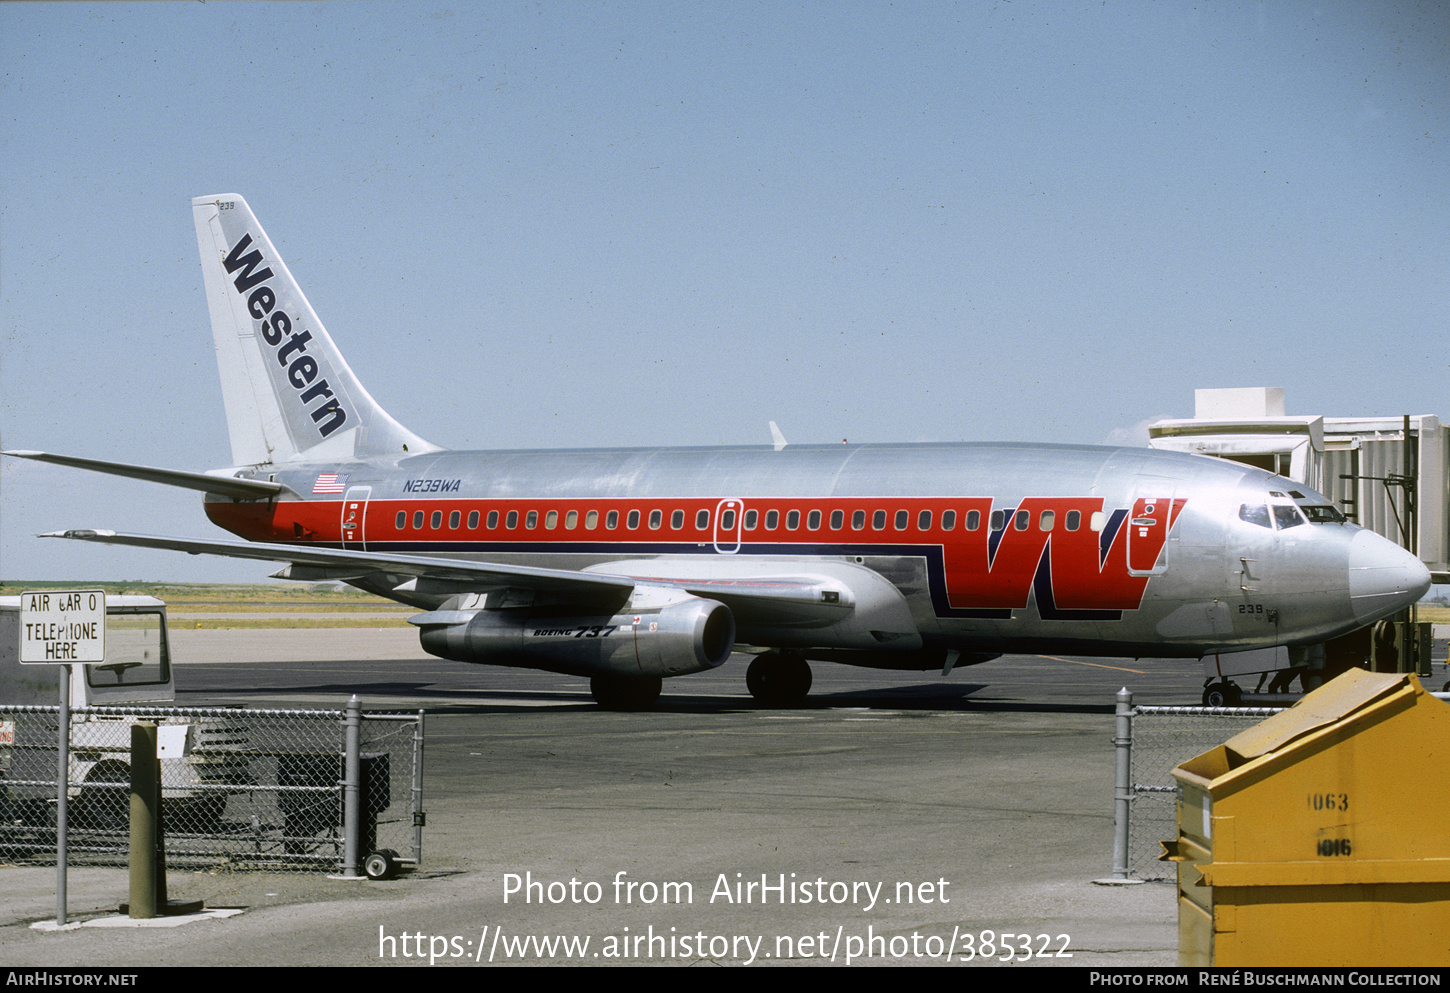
[2,595,243,830]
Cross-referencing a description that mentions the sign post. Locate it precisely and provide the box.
[19,589,106,927]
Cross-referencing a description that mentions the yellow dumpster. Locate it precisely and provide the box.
[1164,669,1450,966]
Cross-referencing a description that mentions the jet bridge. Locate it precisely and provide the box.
[1148,388,1446,691]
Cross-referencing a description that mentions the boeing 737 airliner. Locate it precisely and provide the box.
[4,195,1430,708]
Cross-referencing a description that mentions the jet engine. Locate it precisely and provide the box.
[411,588,735,678]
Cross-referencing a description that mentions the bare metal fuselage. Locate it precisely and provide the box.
[205,440,1392,663]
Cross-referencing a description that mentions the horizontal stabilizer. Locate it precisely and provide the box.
[3,450,287,499]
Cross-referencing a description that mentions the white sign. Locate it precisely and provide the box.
[19,589,106,663]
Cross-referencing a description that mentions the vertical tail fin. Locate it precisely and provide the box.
[192,194,439,466]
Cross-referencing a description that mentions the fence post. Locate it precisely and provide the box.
[342,695,361,878]
[56,670,71,926]
[1111,687,1135,880]
[412,710,425,868]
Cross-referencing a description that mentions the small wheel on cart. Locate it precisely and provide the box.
[364,848,400,881]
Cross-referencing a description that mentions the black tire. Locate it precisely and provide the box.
[746,653,813,708]
[364,849,398,881]
[590,674,663,711]
[1202,680,1242,707]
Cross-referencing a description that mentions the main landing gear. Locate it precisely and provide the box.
[590,674,663,711]
[746,652,813,708]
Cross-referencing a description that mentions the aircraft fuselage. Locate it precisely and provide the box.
[204,440,1405,662]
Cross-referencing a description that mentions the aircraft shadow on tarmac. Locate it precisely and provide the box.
[175,677,1117,716]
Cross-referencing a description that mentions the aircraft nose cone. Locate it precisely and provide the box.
[1348,530,1431,624]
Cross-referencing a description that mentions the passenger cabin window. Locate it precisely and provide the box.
[627,510,640,529]
[671,509,685,530]
[449,510,461,529]
[487,510,499,529]
[525,511,538,529]
[584,510,597,529]
[786,510,800,530]
[990,510,1005,531]
[873,510,887,531]
[1014,510,1029,531]
[721,509,736,530]
[852,510,866,531]
[918,510,932,530]
[829,509,843,530]
[602,510,615,529]
[468,510,479,529]
[1039,510,1054,531]
[413,511,424,529]
[506,510,518,529]
[565,510,578,529]
[744,509,758,530]
[545,510,558,529]
[807,510,821,530]
[1090,511,1106,532]
[696,509,710,529]
[431,511,443,529]
[649,510,663,530]
[941,510,956,531]
[396,511,406,529]
[765,510,779,530]
[965,510,980,531]
[894,510,909,531]
[1065,510,1080,531]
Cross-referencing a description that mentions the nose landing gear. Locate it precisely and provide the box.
[1201,679,1243,707]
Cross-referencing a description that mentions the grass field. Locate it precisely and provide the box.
[0,582,414,628]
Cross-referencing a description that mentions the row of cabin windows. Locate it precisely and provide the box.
[393,506,1093,534]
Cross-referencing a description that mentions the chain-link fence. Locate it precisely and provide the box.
[1112,688,1450,881]
[0,703,422,875]
[1117,704,1279,880]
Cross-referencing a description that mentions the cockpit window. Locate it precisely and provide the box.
[1273,504,1306,530]
[1300,504,1346,524]
[1239,503,1272,528]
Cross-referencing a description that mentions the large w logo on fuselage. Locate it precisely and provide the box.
[936,496,1186,620]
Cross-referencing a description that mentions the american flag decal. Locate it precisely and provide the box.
[312,473,349,494]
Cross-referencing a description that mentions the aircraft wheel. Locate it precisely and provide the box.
[364,848,400,881]
[746,653,813,708]
[1202,680,1242,708]
[590,674,663,711]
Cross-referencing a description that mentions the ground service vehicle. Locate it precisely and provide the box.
[1,596,244,828]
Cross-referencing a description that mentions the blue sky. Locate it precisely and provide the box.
[2,1,1447,581]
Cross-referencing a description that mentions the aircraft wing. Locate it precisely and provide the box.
[43,529,635,597]
[39,530,851,622]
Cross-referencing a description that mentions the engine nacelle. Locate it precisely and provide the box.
[412,588,735,678]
